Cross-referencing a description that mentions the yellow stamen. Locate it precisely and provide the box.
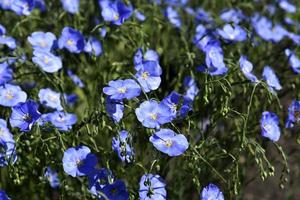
[5,91,13,100]
[67,39,74,46]
[114,14,120,20]
[142,72,149,79]
[150,113,157,120]
[118,87,127,94]
[44,56,49,64]
[165,139,173,147]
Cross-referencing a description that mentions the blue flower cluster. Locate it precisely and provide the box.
[0,0,300,199]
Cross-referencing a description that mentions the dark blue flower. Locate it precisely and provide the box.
[58,27,85,53]
[201,184,224,200]
[44,111,77,131]
[262,66,282,92]
[9,100,41,132]
[217,24,247,42]
[99,0,133,26]
[62,145,98,177]
[135,100,173,129]
[105,97,124,123]
[44,166,60,188]
[139,174,166,200]
[10,0,34,15]
[88,168,114,196]
[150,129,189,156]
[165,6,181,28]
[285,100,300,128]
[67,70,85,88]
[0,190,10,200]
[27,31,56,52]
[239,56,258,83]
[260,111,281,142]
[84,36,103,57]
[285,49,300,73]
[61,0,79,14]
[0,84,27,107]
[32,50,62,73]
[103,79,141,100]
[38,88,63,110]
[100,180,129,200]
[136,61,162,93]
[112,130,134,163]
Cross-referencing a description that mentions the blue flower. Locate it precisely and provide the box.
[183,76,199,101]
[103,79,141,100]
[0,119,17,167]
[0,119,14,142]
[32,50,62,73]
[239,56,258,83]
[204,42,228,76]
[161,91,181,119]
[0,24,6,35]
[139,174,166,200]
[10,0,34,15]
[99,0,133,26]
[112,130,134,163]
[84,36,103,57]
[0,139,17,167]
[10,100,41,132]
[27,31,56,52]
[100,180,129,200]
[165,6,181,28]
[33,0,46,11]
[0,64,12,84]
[58,27,85,53]
[136,61,162,92]
[0,0,13,10]
[61,0,79,14]
[135,100,173,129]
[62,145,98,177]
[201,184,224,200]
[262,66,282,92]
[134,48,160,71]
[44,166,60,188]
[63,93,78,106]
[217,24,247,42]
[44,111,77,131]
[150,129,189,156]
[220,8,244,24]
[193,25,214,52]
[285,49,300,73]
[134,10,146,21]
[260,111,281,142]
[0,190,11,200]
[0,84,27,107]
[286,100,300,128]
[67,70,85,88]
[279,0,296,13]
[105,97,124,123]
[38,88,63,110]
[88,168,114,196]
[0,35,17,49]
[252,14,288,43]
